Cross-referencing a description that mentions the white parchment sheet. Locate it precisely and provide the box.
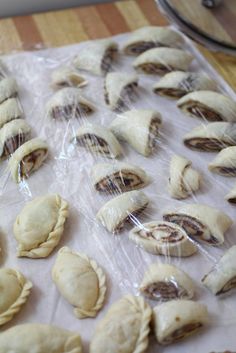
[0,32,236,352]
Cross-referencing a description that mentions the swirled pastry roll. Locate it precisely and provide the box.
[91,161,149,193]
[123,26,184,55]
[110,109,162,156]
[46,87,95,119]
[9,138,49,183]
[208,146,236,176]
[73,124,122,159]
[73,38,118,76]
[96,190,149,233]
[153,71,217,99]
[52,247,106,319]
[14,194,68,258]
[0,98,23,129]
[225,183,236,203]
[104,72,138,110]
[140,263,194,301]
[51,66,88,90]
[163,204,232,245]
[133,48,193,75]
[202,245,236,295]
[0,268,32,326]
[129,221,197,257]
[184,122,236,152]
[168,155,201,199]
[0,77,18,104]
[177,91,236,122]
[0,119,31,159]
[153,300,208,345]
[90,295,152,353]
[0,323,82,353]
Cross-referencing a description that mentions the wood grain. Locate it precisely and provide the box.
[0,0,235,91]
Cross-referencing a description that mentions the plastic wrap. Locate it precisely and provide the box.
[0,29,236,352]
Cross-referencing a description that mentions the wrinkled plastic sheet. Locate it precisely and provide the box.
[1,32,236,352]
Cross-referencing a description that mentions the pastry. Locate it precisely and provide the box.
[14,194,68,258]
[153,71,217,99]
[0,77,18,104]
[51,66,88,89]
[73,38,118,75]
[225,183,236,203]
[0,323,82,353]
[110,109,162,156]
[183,122,236,152]
[163,204,232,245]
[0,59,6,79]
[52,246,106,319]
[46,87,95,119]
[73,124,122,158]
[140,263,194,301]
[177,91,236,122]
[202,245,236,295]
[0,119,31,159]
[123,26,184,55]
[96,190,149,233]
[129,221,197,257]
[133,47,193,75]
[90,295,152,353]
[104,72,138,110]
[153,300,208,345]
[0,268,32,326]
[0,98,23,129]
[168,155,201,199]
[8,137,49,183]
[208,146,236,176]
[91,161,149,193]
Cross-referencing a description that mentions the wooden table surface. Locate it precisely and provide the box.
[0,0,236,90]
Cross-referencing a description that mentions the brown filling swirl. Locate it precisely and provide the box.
[136,223,185,243]
[184,137,228,152]
[104,82,138,110]
[154,88,185,98]
[180,102,223,121]
[19,148,47,179]
[128,41,161,54]
[95,171,144,193]
[217,167,236,176]
[2,133,28,158]
[217,276,236,295]
[163,322,202,344]
[101,47,118,74]
[114,204,148,232]
[137,63,172,75]
[51,103,93,119]
[143,281,188,301]
[76,134,111,156]
[148,117,161,150]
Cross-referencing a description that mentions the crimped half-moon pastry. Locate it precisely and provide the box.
[208,146,236,176]
[73,38,118,76]
[163,204,232,245]
[133,47,193,75]
[52,247,106,319]
[225,183,236,203]
[90,295,152,353]
[177,91,236,122]
[0,268,32,326]
[14,194,68,258]
[91,161,149,193]
[51,66,88,90]
[202,245,236,295]
[73,124,122,159]
[110,109,162,156]
[168,155,201,199]
[129,221,197,257]
[104,72,138,111]
[96,190,149,233]
[123,26,184,55]
[8,138,49,183]
[153,300,208,345]
[0,98,23,129]
[0,119,31,159]
[0,77,18,104]
[153,71,217,99]
[0,323,83,353]
[184,122,236,152]
[140,263,194,301]
[46,87,95,119]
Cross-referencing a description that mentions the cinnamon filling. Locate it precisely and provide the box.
[184,137,227,152]
[96,171,143,193]
[128,41,159,54]
[183,102,223,121]
[164,322,202,343]
[19,148,47,179]
[114,204,148,232]
[2,133,28,158]
[138,63,172,75]
[115,82,138,110]
[101,47,118,73]
[154,88,185,98]
[51,103,93,119]
[217,276,236,295]
[143,281,187,300]
[76,134,111,156]
[148,117,161,150]
[136,223,185,243]
[217,167,236,176]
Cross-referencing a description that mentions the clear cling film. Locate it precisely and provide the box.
[0,28,236,353]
